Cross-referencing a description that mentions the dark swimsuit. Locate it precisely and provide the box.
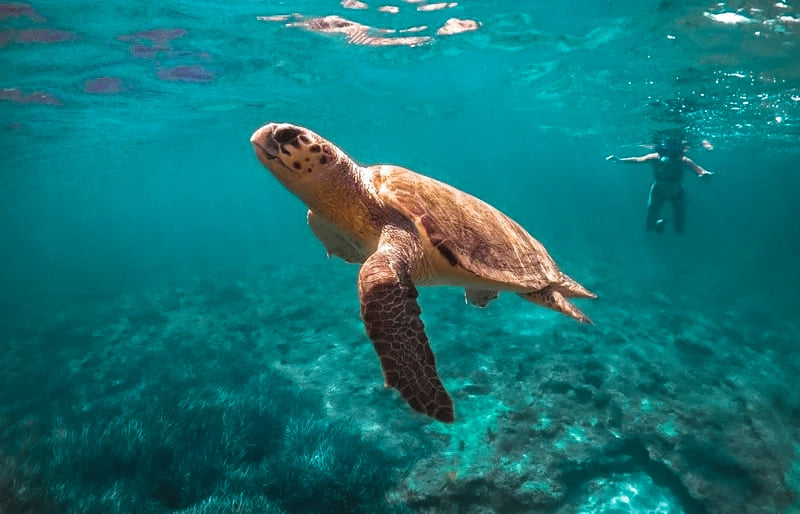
[646,158,687,233]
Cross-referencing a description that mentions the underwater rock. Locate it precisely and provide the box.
[157,65,215,83]
[83,76,126,95]
[118,28,199,68]
[118,28,190,67]
[2,267,795,513]
[0,2,45,22]
[129,43,166,59]
[0,27,75,46]
[394,301,799,513]
[117,28,186,43]
[0,87,60,105]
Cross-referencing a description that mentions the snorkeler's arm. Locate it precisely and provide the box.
[683,156,714,176]
[606,153,659,164]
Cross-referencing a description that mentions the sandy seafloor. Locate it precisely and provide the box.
[2,0,800,512]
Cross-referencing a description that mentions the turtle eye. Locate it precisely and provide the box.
[274,127,301,144]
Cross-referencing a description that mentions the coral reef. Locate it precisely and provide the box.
[1,264,797,513]
[0,270,413,513]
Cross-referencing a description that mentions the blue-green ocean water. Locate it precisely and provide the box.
[1,0,799,513]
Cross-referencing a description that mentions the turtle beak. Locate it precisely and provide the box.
[250,123,280,159]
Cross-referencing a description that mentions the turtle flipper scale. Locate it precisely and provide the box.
[357,232,454,423]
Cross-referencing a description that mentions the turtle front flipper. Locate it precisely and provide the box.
[465,288,498,308]
[308,210,365,264]
[357,227,454,423]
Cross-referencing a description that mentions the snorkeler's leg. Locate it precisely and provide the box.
[672,186,687,233]
[645,183,664,231]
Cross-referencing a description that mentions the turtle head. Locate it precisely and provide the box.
[250,122,350,196]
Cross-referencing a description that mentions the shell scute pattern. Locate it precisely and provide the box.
[374,165,557,289]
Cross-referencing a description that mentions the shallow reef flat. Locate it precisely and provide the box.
[1,262,798,513]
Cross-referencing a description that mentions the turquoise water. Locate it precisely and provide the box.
[2,0,799,512]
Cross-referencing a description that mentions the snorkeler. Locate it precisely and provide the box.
[606,137,714,234]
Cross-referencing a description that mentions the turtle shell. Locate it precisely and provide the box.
[370,165,562,290]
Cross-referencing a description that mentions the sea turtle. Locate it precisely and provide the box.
[250,122,596,422]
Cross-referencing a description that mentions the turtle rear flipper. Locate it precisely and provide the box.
[520,287,593,324]
[558,272,597,299]
[358,227,454,423]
